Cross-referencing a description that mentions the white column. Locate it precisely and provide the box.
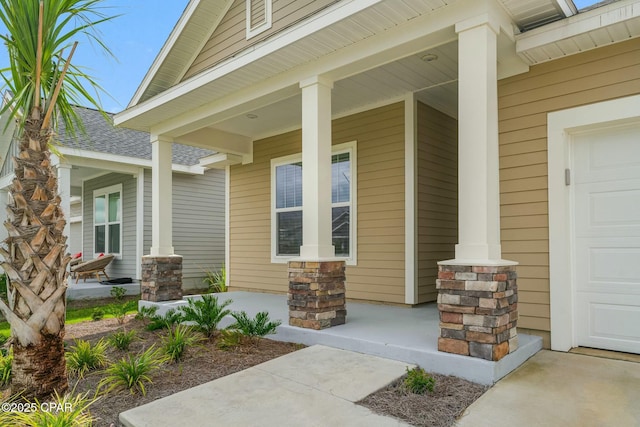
[135,168,145,279]
[455,15,502,262]
[150,135,174,256]
[299,76,335,259]
[56,162,72,245]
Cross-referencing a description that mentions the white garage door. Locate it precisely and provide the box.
[573,123,640,354]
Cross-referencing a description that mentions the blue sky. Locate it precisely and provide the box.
[0,0,605,114]
[0,1,189,113]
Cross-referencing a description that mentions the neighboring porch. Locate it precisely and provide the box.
[141,291,542,385]
[67,278,141,301]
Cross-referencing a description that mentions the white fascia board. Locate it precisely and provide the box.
[126,0,500,139]
[57,147,203,175]
[517,0,640,53]
[0,173,14,190]
[554,0,577,17]
[115,0,386,128]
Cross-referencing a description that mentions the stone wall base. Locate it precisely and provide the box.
[141,255,183,302]
[437,263,518,361]
[288,261,346,330]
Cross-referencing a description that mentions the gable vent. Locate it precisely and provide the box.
[246,0,272,39]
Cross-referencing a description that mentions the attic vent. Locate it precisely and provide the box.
[246,0,272,39]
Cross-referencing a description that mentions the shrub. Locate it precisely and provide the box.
[107,300,137,325]
[135,305,158,322]
[91,308,105,321]
[65,339,109,378]
[179,295,233,337]
[110,286,127,301]
[161,325,203,362]
[216,329,244,350]
[99,345,167,395]
[228,311,281,343]
[6,390,98,426]
[203,266,227,293]
[404,367,435,394]
[0,347,12,386]
[108,330,137,351]
[146,308,183,331]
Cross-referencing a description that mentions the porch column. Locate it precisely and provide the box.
[288,76,346,330]
[142,136,182,302]
[56,161,72,250]
[436,15,518,361]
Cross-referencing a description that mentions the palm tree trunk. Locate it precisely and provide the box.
[1,109,70,398]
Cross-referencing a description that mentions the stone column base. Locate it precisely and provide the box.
[141,255,183,302]
[437,263,518,361]
[288,261,346,330]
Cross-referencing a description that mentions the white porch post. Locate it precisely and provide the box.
[299,76,335,259]
[55,160,72,247]
[150,135,174,256]
[436,15,518,362]
[455,14,502,262]
[288,76,346,330]
[143,136,182,302]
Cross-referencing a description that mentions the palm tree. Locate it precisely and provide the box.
[0,0,114,398]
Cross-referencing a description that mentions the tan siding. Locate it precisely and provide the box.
[498,38,640,335]
[230,102,406,303]
[184,0,338,79]
[417,103,458,303]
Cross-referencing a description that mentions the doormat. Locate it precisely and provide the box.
[100,278,134,285]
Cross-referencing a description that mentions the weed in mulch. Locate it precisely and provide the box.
[358,372,488,427]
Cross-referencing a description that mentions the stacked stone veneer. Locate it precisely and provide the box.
[141,255,183,302]
[288,261,346,329]
[437,264,518,361]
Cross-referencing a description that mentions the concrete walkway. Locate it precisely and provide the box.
[120,345,413,427]
[456,350,640,427]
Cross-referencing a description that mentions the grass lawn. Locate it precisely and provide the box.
[0,302,138,337]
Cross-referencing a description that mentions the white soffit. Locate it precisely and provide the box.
[516,0,640,65]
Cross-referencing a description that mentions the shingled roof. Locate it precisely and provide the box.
[56,106,213,166]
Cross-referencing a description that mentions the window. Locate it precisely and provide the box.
[246,0,272,39]
[271,141,357,264]
[94,184,122,256]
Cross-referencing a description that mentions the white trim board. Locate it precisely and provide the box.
[547,94,640,352]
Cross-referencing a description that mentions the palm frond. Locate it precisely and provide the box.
[0,0,118,137]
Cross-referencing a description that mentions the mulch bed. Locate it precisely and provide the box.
[2,315,488,427]
[358,373,488,427]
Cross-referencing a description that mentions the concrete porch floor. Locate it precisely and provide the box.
[141,291,542,385]
[67,278,140,301]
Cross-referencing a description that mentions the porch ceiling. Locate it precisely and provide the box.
[211,41,459,140]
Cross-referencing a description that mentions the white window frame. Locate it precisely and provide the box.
[271,141,357,265]
[93,183,123,258]
[246,0,272,40]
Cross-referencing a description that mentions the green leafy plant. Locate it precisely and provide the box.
[404,366,435,394]
[110,286,127,301]
[135,305,159,322]
[107,300,137,325]
[146,308,183,331]
[228,311,281,343]
[203,266,227,293]
[0,347,12,386]
[91,308,105,321]
[107,330,137,351]
[6,390,98,426]
[65,339,109,378]
[161,325,203,362]
[216,329,244,350]
[179,295,233,337]
[99,345,168,395]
